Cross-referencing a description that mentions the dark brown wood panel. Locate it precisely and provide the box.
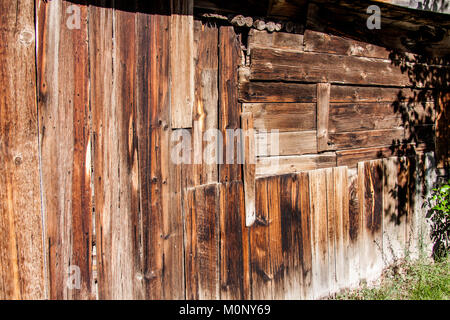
[239,82,317,103]
[185,184,220,299]
[329,103,403,133]
[330,86,425,103]
[251,178,272,299]
[329,128,405,150]
[219,181,250,299]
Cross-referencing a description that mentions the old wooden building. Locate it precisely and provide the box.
[0,0,449,299]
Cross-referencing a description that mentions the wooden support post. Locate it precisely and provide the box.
[317,83,331,152]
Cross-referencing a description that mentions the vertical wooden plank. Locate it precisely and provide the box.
[155,7,186,299]
[250,178,272,299]
[383,157,408,266]
[325,168,337,295]
[219,26,242,183]
[220,181,249,299]
[184,188,198,299]
[406,155,420,260]
[361,160,384,284]
[92,1,144,299]
[185,184,220,299]
[89,1,114,300]
[298,172,313,299]
[241,112,256,227]
[111,1,140,299]
[279,174,303,299]
[112,2,140,299]
[135,9,155,300]
[382,157,398,267]
[348,168,362,288]
[317,83,331,152]
[198,184,220,300]
[0,0,45,300]
[267,176,283,300]
[397,156,409,259]
[170,0,194,128]
[309,169,329,299]
[193,21,219,185]
[38,0,93,299]
[333,167,350,292]
[135,6,173,300]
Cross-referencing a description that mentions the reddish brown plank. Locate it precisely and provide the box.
[38,0,93,300]
[0,0,45,300]
[89,1,114,300]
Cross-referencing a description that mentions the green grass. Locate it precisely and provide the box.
[336,257,450,300]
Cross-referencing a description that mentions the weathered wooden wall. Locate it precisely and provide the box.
[240,29,441,178]
[185,153,434,299]
[0,0,446,300]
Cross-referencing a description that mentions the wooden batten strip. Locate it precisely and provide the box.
[317,83,331,152]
